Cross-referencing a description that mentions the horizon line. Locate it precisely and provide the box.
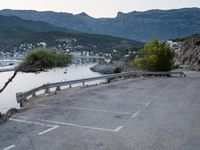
[0,7,199,19]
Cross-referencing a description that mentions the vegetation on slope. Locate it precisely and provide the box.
[0,15,144,53]
[133,39,174,71]
[13,31,144,53]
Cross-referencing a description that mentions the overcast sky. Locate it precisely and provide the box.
[0,0,199,18]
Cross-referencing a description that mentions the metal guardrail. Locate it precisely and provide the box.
[16,71,186,107]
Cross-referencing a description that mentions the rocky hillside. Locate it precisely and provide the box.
[92,35,200,74]
[1,8,200,41]
[173,34,200,71]
[90,58,133,74]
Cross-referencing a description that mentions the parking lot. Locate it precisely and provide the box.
[0,72,200,150]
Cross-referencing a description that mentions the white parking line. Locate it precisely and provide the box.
[132,111,141,118]
[2,145,15,150]
[70,98,149,106]
[9,118,59,135]
[145,102,151,106]
[39,104,133,115]
[38,126,59,135]
[9,118,52,126]
[15,116,29,119]
[114,126,124,132]
[36,118,123,132]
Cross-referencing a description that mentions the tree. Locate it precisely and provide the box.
[0,48,72,93]
[133,39,174,71]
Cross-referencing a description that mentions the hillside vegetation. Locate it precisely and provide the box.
[0,15,144,53]
[0,15,69,51]
[14,31,143,53]
[133,39,174,71]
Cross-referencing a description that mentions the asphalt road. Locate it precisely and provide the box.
[0,71,200,150]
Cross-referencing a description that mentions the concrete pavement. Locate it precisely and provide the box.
[0,71,200,150]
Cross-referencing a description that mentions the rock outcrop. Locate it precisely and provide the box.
[0,108,18,124]
[90,58,133,74]
[174,35,200,71]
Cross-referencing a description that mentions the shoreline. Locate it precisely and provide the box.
[0,68,15,73]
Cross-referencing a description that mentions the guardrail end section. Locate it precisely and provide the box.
[16,92,25,107]
[182,72,187,77]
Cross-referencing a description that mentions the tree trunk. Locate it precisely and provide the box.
[0,70,18,93]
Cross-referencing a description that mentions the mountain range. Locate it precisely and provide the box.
[1,8,200,42]
[0,15,143,53]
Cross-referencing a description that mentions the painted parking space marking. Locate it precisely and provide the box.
[38,126,59,135]
[39,104,133,115]
[2,145,15,150]
[9,118,51,126]
[13,100,148,134]
[9,118,59,135]
[145,102,151,106]
[114,126,124,132]
[68,98,150,106]
[132,111,141,118]
[16,116,29,119]
[36,118,124,132]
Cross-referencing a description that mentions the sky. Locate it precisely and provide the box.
[0,0,199,18]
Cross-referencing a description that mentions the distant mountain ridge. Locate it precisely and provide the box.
[0,14,68,51]
[0,14,72,50]
[0,15,69,32]
[1,8,200,42]
[0,15,143,53]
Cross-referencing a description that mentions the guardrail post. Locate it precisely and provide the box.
[183,72,187,77]
[107,78,112,83]
[180,72,182,77]
[56,86,61,91]
[16,92,25,107]
[32,92,36,97]
[45,88,50,94]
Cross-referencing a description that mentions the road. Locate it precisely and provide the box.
[0,71,200,150]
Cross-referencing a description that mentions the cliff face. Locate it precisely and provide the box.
[174,35,200,71]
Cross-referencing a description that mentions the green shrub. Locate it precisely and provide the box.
[1,48,72,93]
[17,48,72,73]
[133,39,174,71]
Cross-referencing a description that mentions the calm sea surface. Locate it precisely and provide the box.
[0,63,102,113]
